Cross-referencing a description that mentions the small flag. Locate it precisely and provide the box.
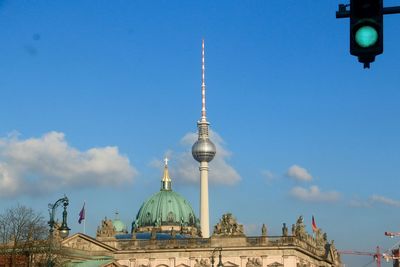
[312,215,317,232]
[78,203,85,224]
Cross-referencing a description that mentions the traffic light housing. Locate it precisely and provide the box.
[350,0,383,68]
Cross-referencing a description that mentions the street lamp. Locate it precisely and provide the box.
[48,196,70,238]
[211,247,223,267]
[47,196,70,266]
[58,201,70,239]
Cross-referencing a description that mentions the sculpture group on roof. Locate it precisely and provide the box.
[213,213,244,236]
[97,217,116,238]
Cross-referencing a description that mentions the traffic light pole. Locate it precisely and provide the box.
[382,6,400,15]
[336,4,400,18]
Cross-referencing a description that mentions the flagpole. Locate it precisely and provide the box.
[311,215,317,238]
[83,201,86,234]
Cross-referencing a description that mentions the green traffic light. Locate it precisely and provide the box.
[355,26,378,48]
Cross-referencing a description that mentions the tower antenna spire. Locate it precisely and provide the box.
[201,39,206,121]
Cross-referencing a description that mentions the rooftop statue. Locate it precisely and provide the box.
[282,223,288,237]
[170,227,176,239]
[213,213,244,237]
[315,228,326,248]
[261,224,267,236]
[294,215,306,240]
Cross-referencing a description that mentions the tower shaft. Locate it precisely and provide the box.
[199,161,210,238]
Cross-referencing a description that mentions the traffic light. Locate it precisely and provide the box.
[350,0,383,68]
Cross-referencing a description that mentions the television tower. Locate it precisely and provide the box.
[192,40,216,238]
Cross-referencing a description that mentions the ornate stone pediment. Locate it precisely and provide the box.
[212,213,245,237]
[62,233,116,252]
[104,263,126,267]
[267,262,283,267]
[223,261,239,267]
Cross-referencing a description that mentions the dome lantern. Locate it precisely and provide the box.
[161,157,172,190]
[112,211,127,234]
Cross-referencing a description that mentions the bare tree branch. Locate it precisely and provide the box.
[0,204,48,266]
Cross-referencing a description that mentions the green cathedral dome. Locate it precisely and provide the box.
[113,219,126,233]
[133,159,199,234]
[135,190,198,228]
[111,212,127,234]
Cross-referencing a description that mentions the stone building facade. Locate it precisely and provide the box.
[60,213,341,267]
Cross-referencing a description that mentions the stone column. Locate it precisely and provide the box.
[169,257,176,267]
[261,255,268,267]
[240,256,248,267]
[129,258,136,267]
[189,257,196,267]
[149,258,155,267]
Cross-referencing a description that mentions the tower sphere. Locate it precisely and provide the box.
[192,138,216,163]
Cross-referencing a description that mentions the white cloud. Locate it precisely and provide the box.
[287,165,312,182]
[0,131,137,198]
[290,185,340,202]
[370,195,400,207]
[261,169,278,184]
[159,130,240,186]
[349,198,372,208]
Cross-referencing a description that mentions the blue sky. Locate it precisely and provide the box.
[1,1,400,266]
